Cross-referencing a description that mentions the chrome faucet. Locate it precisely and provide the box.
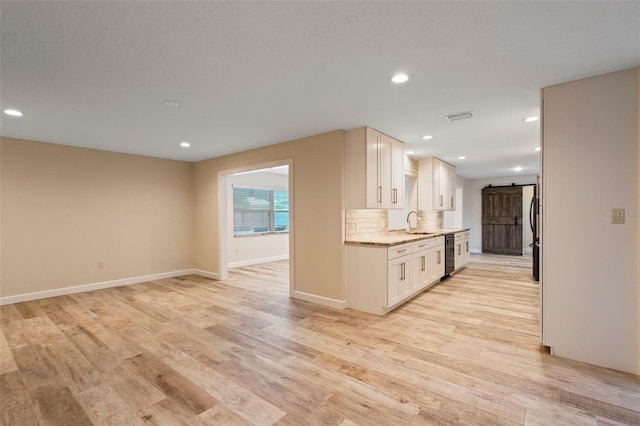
[406,210,419,230]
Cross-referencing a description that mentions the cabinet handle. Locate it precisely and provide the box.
[440,195,443,207]
[417,243,426,248]
[400,262,405,280]
[392,188,396,204]
[397,248,407,253]
[466,241,469,253]
[437,250,441,264]
[451,196,454,208]
[378,186,382,203]
[458,244,461,256]
[421,256,425,271]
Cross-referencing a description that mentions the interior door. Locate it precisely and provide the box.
[482,186,523,255]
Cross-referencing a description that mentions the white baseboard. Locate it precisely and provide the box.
[192,269,220,280]
[291,290,347,310]
[0,269,194,306]
[228,254,289,269]
[1,267,344,314]
[470,249,533,255]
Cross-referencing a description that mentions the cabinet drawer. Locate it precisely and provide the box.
[411,240,429,252]
[455,231,469,241]
[388,243,411,259]
[429,236,445,248]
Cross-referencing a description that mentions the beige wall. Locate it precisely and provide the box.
[194,130,345,302]
[542,67,639,374]
[1,137,195,298]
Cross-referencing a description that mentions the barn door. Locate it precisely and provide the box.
[482,186,523,255]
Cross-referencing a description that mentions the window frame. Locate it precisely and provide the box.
[232,185,289,237]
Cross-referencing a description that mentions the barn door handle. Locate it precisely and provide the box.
[515,216,518,225]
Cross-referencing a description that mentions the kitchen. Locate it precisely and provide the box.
[343,126,474,316]
[1,2,639,425]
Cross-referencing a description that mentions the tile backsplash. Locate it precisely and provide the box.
[345,209,388,238]
[345,209,443,239]
[417,210,444,230]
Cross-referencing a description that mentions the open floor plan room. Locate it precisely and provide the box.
[1,255,638,425]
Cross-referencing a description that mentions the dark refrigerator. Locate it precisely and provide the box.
[529,183,540,281]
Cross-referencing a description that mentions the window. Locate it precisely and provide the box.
[233,186,289,235]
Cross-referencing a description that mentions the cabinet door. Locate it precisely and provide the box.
[412,250,429,291]
[365,128,382,208]
[417,157,456,211]
[464,236,470,264]
[446,163,456,210]
[433,159,444,209]
[439,159,457,211]
[390,138,404,209]
[454,241,464,270]
[433,159,456,211]
[378,134,393,208]
[428,247,445,283]
[388,256,411,306]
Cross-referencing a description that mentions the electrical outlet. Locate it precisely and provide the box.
[98,260,104,268]
[611,208,625,225]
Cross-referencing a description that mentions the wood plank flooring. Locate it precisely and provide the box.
[1,255,639,425]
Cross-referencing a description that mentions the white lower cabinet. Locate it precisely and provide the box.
[411,239,430,292]
[427,238,445,283]
[347,236,445,315]
[388,254,412,306]
[454,231,470,271]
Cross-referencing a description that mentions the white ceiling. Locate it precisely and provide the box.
[1,2,638,178]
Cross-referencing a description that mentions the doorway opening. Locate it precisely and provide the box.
[218,159,294,296]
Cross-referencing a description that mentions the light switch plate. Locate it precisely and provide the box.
[611,208,625,224]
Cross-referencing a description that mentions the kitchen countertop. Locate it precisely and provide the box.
[345,228,470,247]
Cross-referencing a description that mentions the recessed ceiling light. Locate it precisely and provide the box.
[421,135,433,140]
[406,150,415,155]
[514,166,523,172]
[458,156,466,160]
[3,109,23,117]
[391,73,409,83]
[523,116,539,122]
[162,100,179,107]
[533,147,541,151]
[180,141,190,148]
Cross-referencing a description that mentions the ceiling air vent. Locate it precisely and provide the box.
[445,111,473,122]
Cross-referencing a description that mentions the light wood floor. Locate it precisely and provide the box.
[1,254,639,425]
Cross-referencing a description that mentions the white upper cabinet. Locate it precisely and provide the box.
[390,136,405,207]
[346,127,405,209]
[418,157,456,211]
